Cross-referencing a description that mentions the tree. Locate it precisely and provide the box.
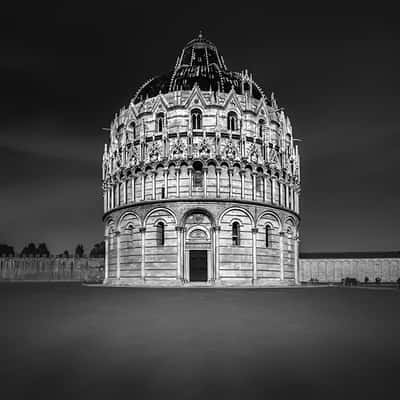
[0,244,15,257]
[21,243,37,257]
[20,243,50,257]
[75,244,84,258]
[37,243,50,257]
[89,241,105,258]
[63,250,70,258]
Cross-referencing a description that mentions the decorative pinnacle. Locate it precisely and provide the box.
[198,30,203,39]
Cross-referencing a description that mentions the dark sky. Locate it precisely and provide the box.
[1,2,399,254]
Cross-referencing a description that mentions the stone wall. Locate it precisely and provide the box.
[300,256,400,283]
[105,201,299,286]
[3,255,399,284]
[102,88,301,216]
[0,257,104,281]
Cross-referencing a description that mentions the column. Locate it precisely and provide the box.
[280,231,285,281]
[263,175,268,203]
[286,184,289,208]
[176,167,180,197]
[182,228,187,282]
[203,167,208,197]
[163,136,167,158]
[215,226,221,281]
[116,182,120,206]
[140,227,146,280]
[294,235,300,284]
[229,168,233,198]
[188,167,193,197]
[124,179,128,204]
[164,168,168,199]
[271,177,275,204]
[131,176,135,203]
[152,170,156,199]
[111,185,114,208]
[280,181,284,206]
[290,187,294,210]
[240,170,245,199]
[216,167,221,198]
[120,181,124,205]
[252,228,258,284]
[252,173,257,201]
[210,227,216,283]
[141,173,145,201]
[104,235,109,281]
[175,227,183,282]
[103,190,107,213]
[116,231,121,280]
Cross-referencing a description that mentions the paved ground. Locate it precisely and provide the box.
[1,283,399,400]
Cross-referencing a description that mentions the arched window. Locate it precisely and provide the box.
[109,229,114,250]
[129,121,136,139]
[258,119,265,138]
[191,109,202,130]
[256,175,263,196]
[193,161,203,188]
[117,124,124,134]
[227,111,238,131]
[156,222,165,246]
[265,225,271,248]
[156,113,164,133]
[232,221,240,246]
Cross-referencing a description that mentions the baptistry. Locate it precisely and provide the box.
[102,33,301,286]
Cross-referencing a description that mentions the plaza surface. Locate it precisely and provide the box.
[1,283,399,400]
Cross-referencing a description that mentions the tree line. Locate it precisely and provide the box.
[0,242,105,258]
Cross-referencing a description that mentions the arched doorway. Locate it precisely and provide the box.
[182,210,214,283]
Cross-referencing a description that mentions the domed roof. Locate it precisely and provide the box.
[132,32,265,104]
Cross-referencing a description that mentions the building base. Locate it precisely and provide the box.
[102,278,297,288]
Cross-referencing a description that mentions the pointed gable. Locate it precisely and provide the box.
[223,88,243,114]
[184,84,208,109]
[151,93,169,114]
[255,96,269,122]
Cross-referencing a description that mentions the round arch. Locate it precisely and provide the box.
[104,217,115,231]
[186,225,211,241]
[284,215,298,233]
[256,210,282,230]
[218,206,255,227]
[143,207,177,227]
[179,207,216,227]
[117,211,141,231]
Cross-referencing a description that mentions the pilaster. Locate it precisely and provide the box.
[116,231,121,280]
[139,227,146,280]
[252,227,258,283]
[280,231,285,281]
